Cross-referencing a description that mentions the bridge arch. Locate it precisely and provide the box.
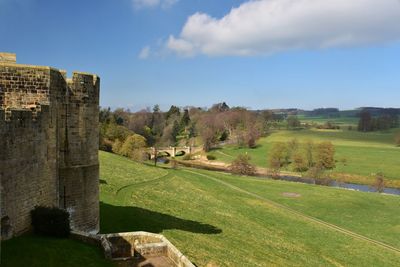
[148,146,203,159]
[175,150,187,157]
[157,151,171,157]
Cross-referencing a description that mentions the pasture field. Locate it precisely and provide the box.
[297,114,359,126]
[3,151,399,266]
[207,128,400,187]
[99,151,400,266]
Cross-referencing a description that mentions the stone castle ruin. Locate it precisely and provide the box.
[0,53,195,267]
[0,52,100,239]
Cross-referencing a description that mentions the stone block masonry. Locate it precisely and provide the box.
[0,52,100,239]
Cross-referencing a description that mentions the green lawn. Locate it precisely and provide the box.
[99,151,400,266]
[1,235,113,267]
[208,128,400,187]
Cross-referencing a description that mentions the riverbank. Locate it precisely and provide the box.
[175,159,400,195]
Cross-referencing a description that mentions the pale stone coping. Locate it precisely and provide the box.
[0,62,54,71]
[0,52,16,57]
[72,71,98,78]
[0,52,16,63]
[0,63,98,79]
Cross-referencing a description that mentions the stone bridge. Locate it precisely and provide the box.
[148,146,203,159]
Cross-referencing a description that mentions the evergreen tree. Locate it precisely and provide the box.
[180,109,191,129]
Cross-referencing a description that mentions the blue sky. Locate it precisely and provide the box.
[1,0,400,111]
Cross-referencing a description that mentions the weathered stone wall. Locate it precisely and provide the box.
[58,72,100,233]
[0,63,58,238]
[0,107,58,238]
[0,65,51,110]
[0,55,100,239]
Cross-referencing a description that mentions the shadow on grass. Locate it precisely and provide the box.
[100,202,222,235]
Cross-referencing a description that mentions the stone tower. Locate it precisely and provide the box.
[0,53,100,239]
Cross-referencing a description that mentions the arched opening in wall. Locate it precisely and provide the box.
[175,151,186,157]
[1,215,13,240]
[157,151,171,158]
[156,151,171,164]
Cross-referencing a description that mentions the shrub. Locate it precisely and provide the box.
[99,138,113,152]
[372,173,386,193]
[112,139,123,154]
[207,155,216,160]
[31,206,70,238]
[230,154,256,176]
[316,121,339,130]
[119,134,147,161]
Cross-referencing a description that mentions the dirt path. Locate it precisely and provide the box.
[184,169,400,255]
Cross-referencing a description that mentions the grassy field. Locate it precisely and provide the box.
[207,128,400,187]
[2,151,399,266]
[99,151,400,266]
[297,114,359,126]
[1,235,112,267]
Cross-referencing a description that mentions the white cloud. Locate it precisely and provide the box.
[138,46,151,59]
[132,0,178,9]
[167,0,400,57]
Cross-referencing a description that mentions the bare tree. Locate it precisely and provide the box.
[230,154,256,176]
[316,141,335,169]
[198,114,222,152]
[292,153,308,172]
[269,142,289,170]
[372,172,386,193]
[305,140,315,168]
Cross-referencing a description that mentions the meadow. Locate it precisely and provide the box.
[3,151,400,266]
[297,114,359,126]
[99,152,400,266]
[207,128,400,187]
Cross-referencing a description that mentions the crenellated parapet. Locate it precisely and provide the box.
[0,53,100,239]
[68,72,100,103]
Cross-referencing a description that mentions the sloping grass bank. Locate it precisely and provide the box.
[99,151,400,266]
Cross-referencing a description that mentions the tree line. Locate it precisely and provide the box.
[358,109,399,132]
[99,102,292,155]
